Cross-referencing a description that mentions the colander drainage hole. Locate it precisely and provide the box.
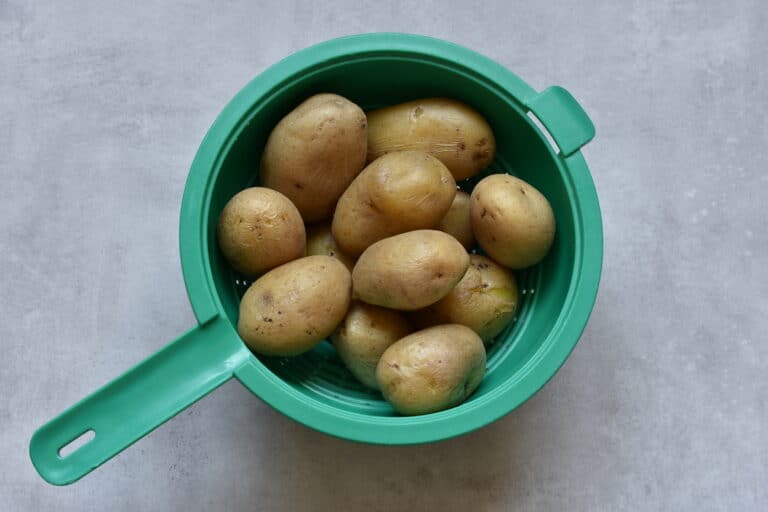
[58,429,95,458]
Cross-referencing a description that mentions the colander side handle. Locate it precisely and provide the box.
[29,315,246,485]
[523,86,595,157]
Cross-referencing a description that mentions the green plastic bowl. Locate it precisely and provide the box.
[30,33,602,485]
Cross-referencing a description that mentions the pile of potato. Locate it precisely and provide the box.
[217,93,555,415]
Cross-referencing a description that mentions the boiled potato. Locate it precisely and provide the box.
[217,187,305,277]
[332,151,456,257]
[414,255,518,343]
[376,324,486,415]
[470,174,555,269]
[367,98,495,181]
[436,190,475,250]
[305,222,355,271]
[261,93,367,223]
[352,230,469,311]
[331,302,412,389]
[238,256,351,356]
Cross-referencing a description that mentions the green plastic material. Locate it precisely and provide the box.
[30,33,603,485]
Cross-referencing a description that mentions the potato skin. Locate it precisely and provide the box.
[261,93,367,223]
[238,256,351,356]
[367,98,495,181]
[330,302,412,389]
[376,324,486,415]
[436,190,475,250]
[305,222,355,271]
[470,174,556,269]
[352,230,469,311]
[332,151,456,257]
[217,187,305,277]
[414,255,519,343]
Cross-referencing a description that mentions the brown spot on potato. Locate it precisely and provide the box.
[294,182,304,190]
[458,142,466,150]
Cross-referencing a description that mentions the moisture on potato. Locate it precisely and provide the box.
[414,255,519,343]
[260,93,367,223]
[331,302,412,390]
[332,151,456,257]
[435,190,475,250]
[238,256,351,356]
[305,222,355,271]
[366,98,496,181]
[352,230,469,311]
[376,324,486,415]
[217,187,305,277]
[470,174,556,269]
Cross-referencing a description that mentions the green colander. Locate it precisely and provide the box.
[29,33,602,485]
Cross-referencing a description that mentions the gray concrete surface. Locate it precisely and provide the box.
[2,1,767,510]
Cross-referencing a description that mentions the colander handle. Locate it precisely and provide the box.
[523,86,595,157]
[29,315,246,485]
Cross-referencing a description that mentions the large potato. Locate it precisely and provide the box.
[376,325,486,415]
[261,93,367,223]
[415,255,518,343]
[332,151,456,257]
[217,187,305,277]
[238,256,351,356]
[435,190,475,250]
[367,98,496,181]
[470,174,556,269]
[305,222,355,271]
[352,230,469,311]
[331,302,412,390]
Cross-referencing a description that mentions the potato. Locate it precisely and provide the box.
[330,302,412,389]
[352,230,469,311]
[470,174,555,269]
[367,98,495,181]
[414,255,518,343]
[332,151,456,257]
[238,256,351,356]
[376,324,486,415]
[435,190,475,250]
[261,93,367,223]
[305,222,355,271]
[217,187,305,277]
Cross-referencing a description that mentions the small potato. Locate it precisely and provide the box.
[435,190,475,250]
[238,256,351,356]
[352,230,469,311]
[331,302,412,390]
[470,174,555,269]
[367,98,495,181]
[415,255,518,343]
[332,151,456,257]
[217,187,305,277]
[305,222,355,271]
[376,324,486,415]
[261,93,367,223]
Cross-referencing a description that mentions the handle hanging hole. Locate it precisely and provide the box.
[526,111,561,155]
[58,429,95,458]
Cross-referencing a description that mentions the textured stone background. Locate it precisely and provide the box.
[1,1,766,510]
